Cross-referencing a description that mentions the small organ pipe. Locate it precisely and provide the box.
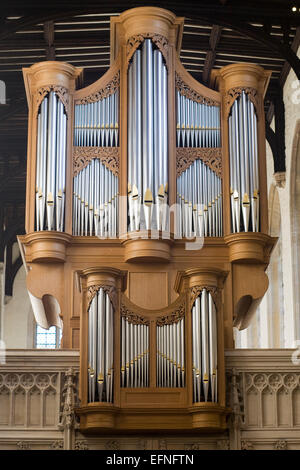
[177,159,222,237]
[176,93,221,149]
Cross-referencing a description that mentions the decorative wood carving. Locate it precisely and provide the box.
[73,147,120,177]
[34,85,69,118]
[190,285,219,307]
[156,303,185,326]
[176,147,222,177]
[75,72,120,104]
[87,285,117,311]
[224,86,260,118]
[175,72,220,107]
[127,33,169,66]
[120,304,150,325]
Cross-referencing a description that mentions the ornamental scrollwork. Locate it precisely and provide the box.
[156,303,185,326]
[241,440,254,450]
[73,147,120,177]
[105,440,120,450]
[76,72,120,104]
[190,285,219,307]
[34,85,69,118]
[74,440,88,450]
[176,147,222,178]
[175,73,220,107]
[87,285,118,311]
[224,86,260,119]
[273,440,288,450]
[120,304,149,326]
[127,33,169,66]
[58,368,79,432]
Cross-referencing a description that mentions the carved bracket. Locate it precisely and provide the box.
[34,85,69,118]
[224,86,260,119]
[176,147,222,178]
[75,72,120,104]
[87,285,118,311]
[73,147,120,177]
[120,304,149,325]
[175,73,220,107]
[190,285,219,308]
[127,33,169,67]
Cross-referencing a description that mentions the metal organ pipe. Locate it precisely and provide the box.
[156,318,185,388]
[229,92,259,232]
[192,290,218,403]
[35,92,67,232]
[127,39,168,232]
[87,288,114,403]
[176,94,221,149]
[121,318,149,388]
[72,159,118,237]
[176,160,222,238]
[74,90,119,147]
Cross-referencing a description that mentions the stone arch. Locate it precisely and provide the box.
[290,119,300,342]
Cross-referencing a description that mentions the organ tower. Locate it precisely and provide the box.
[19,7,276,433]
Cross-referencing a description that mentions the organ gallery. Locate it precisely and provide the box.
[18,7,276,433]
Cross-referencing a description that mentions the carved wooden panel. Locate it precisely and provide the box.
[73,147,120,177]
[156,302,185,326]
[87,285,117,311]
[175,73,220,107]
[75,72,120,104]
[224,86,260,119]
[127,33,169,66]
[34,85,69,118]
[176,147,222,177]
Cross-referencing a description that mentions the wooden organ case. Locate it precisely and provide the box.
[19,7,276,434]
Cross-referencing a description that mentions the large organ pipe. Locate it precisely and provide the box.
[142,39,154,229]
[127,39,168,232]
[87,288,114,403]
[35,92,67,232]
[229,92,259,232]
[192,289,218,403]
[46,91,57,231]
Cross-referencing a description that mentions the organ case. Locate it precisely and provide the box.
[19,7,276,433]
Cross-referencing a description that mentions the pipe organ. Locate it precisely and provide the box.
[20,7,276,434]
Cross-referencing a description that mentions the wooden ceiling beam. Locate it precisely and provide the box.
[43,20,56,60]
[202,24,222,84]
